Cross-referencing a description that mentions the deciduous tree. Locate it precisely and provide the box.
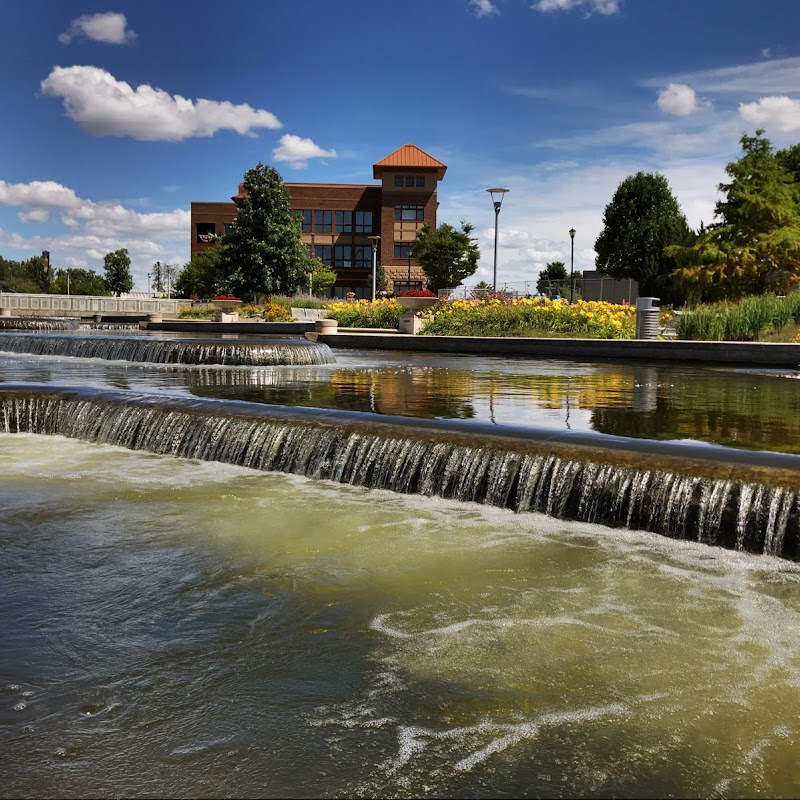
[174,246,224,299]
[410,220,480,293]
[102,248,133,296]
[594,172,693,301]
[53,268,110,296]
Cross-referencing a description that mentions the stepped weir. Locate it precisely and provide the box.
[0,332,334,366]
[0,317,80,331]
[2,383,798,560]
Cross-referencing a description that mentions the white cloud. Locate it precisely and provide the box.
[40,66,282,141]
[58,12,137,45]
[533,0,621,15]
[657,83,710,116]
[739,96,800,133]
[272,134,337,169]
[468,0,499,18]
[18,209,50,223]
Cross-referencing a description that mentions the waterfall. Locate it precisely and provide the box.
[0,333,335,366]
[0,317,80,331]
[2,384,798,560]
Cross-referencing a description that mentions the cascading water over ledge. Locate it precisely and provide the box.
[2,383,799,560]
[0,332,335,366]
[0,317,80,331]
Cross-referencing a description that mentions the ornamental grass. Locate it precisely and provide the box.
[325,298,402,329]
[420,296,635,339]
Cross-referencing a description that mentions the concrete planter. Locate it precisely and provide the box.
[213,300,242,312]
[397,297,438,313]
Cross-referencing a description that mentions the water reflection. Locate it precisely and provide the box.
[1,344,798,454]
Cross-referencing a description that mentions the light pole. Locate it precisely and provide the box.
[66,269,70,296]
[147,272,151,297]
[569,227,576,303]
[368,235,381,301]
[486,188,509,293]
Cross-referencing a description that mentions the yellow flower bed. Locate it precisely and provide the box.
[422,297,635,339]
[325,298,401,328]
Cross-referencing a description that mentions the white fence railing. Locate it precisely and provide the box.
[0,292,180,316]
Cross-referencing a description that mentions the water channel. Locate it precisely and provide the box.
[1,330,799,797]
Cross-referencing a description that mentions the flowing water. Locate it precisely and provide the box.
[1,333,800,797]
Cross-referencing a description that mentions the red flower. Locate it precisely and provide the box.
[397,289,437,297]
[212,295,241,301]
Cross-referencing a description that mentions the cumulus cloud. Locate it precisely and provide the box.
[40,66,282,141]
[272,134,337,169]
[533,0,621,15]
[657,83,710,116]
[58,12,137,45]
[468,0,499,17]
[739,96,800,132]
[0,178,189,240]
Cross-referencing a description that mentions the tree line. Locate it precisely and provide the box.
[594,129,800,304]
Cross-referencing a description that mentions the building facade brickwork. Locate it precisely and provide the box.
[189,144,446,298]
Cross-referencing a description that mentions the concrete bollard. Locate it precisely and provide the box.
[147,313,163,324]
[0,307,11,317]
[315,319,338,334]
[93,314,103,323]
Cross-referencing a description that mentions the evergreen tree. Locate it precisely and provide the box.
[668,131,800,300]
[410,220,480,292]
[102,248,133,296]
[217,163,308,299]
[595,172,693,301]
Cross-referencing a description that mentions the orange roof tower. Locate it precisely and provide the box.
[373,143,447,181]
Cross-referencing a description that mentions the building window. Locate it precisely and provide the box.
[416,176,425,187]
[294,209,312,232]
[223,223,234,237]
[333,245,353,268]
[314,245,332,265]
[354,246,372,269]
[405,176,414,187]
[314,210,332,232]
[355,211,373,233]
[394,242,413,259]
[394,176,403,187]
[196,222,216,243]
[394,205,424,221]
[335,210,353,233]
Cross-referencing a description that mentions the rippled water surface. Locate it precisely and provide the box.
[2,436,800,798]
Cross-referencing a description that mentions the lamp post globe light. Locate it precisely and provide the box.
[368,235,381,301]
[486,188,509,294]
[569,227,576,304]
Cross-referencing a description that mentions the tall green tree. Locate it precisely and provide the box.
[668,131,800,300]
[217,163,307,299]
[53,268,110,296]
[0,254,51,293]
[301,257,337,296]
[102,248,133,296]
[174,246,224,299]
[594,172,693,301]
[410,220,480,292]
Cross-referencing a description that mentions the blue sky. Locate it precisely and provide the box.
[2,0,800,293]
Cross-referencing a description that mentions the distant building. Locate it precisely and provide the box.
[190,143,447,298]
[581,270,639,305]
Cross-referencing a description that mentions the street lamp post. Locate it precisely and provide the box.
[368,236,381,301]
[486,188,509,293]
[569,228,576,303]
[147,272,151,297]
[66,269,70,297]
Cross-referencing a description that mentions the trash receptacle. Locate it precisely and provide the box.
[635,297,660,340]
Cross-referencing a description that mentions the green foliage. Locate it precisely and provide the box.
[471,280,493,298]
[411,219,480,292]
[669,131,800,300]
[267,294,333,310]
[217,162,307,300]
[52,268,110,296]
[675,292,800,341]
[594,172,693,301]
[177,305,218,319]
[174,246,225,299]
[102,248,133,296]
[376,262,388,294]
[301,257,337,295]
[536,261,581,295]
[0,254,51,293]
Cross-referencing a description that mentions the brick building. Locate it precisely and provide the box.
[190,143,447,298]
